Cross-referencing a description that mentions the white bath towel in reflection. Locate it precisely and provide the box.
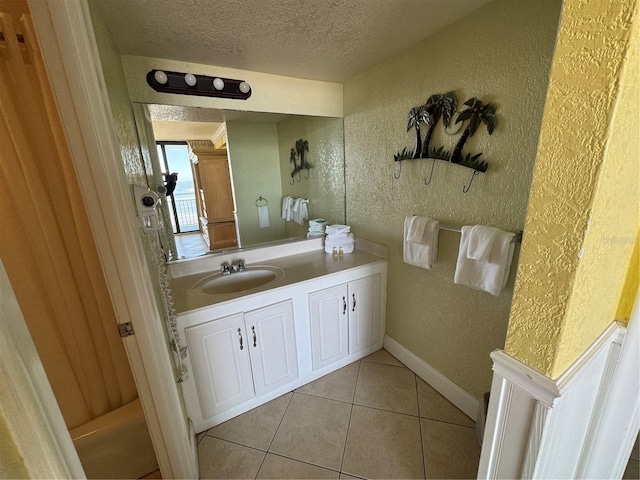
[257,205,271,228]
[292,198,309,225]
[403,216,439,269]
[281,196,293,220]
[454,226,515,296]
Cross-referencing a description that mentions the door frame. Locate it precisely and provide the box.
[26,0,198,477]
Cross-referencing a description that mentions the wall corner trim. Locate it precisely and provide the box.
[479,321,631,479]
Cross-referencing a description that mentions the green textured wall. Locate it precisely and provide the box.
[343,0,562,398]
[278,116,346,238]
[225,121,287,246]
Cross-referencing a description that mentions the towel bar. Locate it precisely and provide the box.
[412,216,522,243]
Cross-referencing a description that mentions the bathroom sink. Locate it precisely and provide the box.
[192,266,284,295]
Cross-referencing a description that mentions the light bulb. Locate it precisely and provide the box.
[238,81,251,94]
[213,78,225,90]
[184,73,197,86]
[154,70,168,84]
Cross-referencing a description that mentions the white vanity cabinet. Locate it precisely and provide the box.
[175,246,388,433]
[185,300,297,421]
[309,274,382,370]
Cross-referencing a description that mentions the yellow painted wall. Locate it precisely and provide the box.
[505,0,639,377]
[616,231,639,322]
[343,0,562,397]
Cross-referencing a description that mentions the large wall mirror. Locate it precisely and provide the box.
[133,103,346,260]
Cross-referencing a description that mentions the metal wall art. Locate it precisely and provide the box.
[290,138,312,184]
[394,92,498,192]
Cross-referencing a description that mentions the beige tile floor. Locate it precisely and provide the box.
[196,349,481,479]
[175,232,209,259]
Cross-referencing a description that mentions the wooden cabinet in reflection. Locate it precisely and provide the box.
[188,140,238,250]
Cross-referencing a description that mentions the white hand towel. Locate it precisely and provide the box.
[281,196,294,221]
[466,225,500,261]
[292,198,309,225]
[403,216,439,270]
[257,205,271,228]
[406,215,431,243]
[454,226,515,296]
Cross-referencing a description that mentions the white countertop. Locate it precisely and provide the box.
[171,248,386,314]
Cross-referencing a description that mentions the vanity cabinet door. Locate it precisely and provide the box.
[348,274,382,355]
[185,313,255,420]
[309,284,349,370]
[245,301,298,397]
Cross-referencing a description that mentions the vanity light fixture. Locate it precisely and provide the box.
[213,77,225,90]
[147,69,252,100]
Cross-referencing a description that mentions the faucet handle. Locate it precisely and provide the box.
[236,261,245,271]
[221,263,231,275]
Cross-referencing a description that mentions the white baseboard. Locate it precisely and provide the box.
[383,335,479,420]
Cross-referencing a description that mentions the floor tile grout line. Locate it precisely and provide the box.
[253,392,295,480]
[338,359,362,476]
[260,452,342,477]
[415,373,427,480]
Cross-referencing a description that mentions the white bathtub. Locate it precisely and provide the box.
[70,398,158,479]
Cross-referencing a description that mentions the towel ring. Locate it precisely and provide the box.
[255,196,268,207]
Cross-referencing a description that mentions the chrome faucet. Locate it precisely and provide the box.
[221,260,245,275]
[232,261,246,272]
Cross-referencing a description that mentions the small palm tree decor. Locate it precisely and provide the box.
[449,97,497,172]
[407,106,430,159]
[421,91,457,159]
[290,138,312,183]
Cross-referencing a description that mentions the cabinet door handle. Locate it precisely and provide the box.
[252,326,257,347]
[352,293,356,312]
[342,296,347,315]
[237,328,244,350]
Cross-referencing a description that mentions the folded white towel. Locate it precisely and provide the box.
[454,226,515,296]
[466,225,500,261]
[325,233,355,247]
[326,224,350,236]
[406,215,431,243]
[309,218,326,227]
[292,198,309,225]
[281,196,294,221]
[403,216,439,270]
[257,205,271,228]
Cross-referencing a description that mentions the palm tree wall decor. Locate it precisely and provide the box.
[449,97,496,171]
[290,138,312,183]
[421,91,458,158]
[393,93,497,181]
[407,106,430,159]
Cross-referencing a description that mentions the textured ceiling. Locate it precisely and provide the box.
[91,0,492,83]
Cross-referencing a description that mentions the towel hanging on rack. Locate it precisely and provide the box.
[454,226,515,296]
[403,216,439,269]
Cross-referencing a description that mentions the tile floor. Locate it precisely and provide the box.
[625,435,640,480]
[175,232,209,259]
[196,349,481,479]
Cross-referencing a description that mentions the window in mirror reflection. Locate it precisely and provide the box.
[156,142,199,234]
